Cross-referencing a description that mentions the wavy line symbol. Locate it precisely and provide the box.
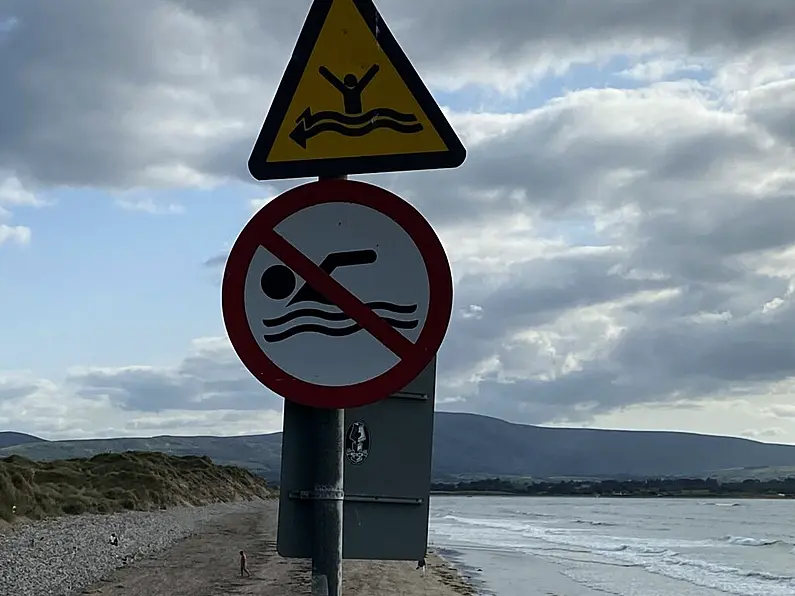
[290,107,423,149]
[259,249,419,343]
[262,302,418,343]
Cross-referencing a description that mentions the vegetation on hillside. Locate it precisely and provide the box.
[0,451,273,522]
[432,476,795,497]
[0,434,282,482]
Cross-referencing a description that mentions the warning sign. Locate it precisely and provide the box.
[222,179,453,409]
[248,0,466,181]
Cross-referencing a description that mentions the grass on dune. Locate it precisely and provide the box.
[0,450,273,522]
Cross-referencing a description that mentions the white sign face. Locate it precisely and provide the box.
[243,201,430,387]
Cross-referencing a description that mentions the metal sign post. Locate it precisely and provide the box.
[311,174,346,596]
[229,1,466,594]
[311,405,344,596]
[222,180,453,593]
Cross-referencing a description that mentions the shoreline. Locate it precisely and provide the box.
[431,547,488,596]
[427,549,480,595]
[431,491,792,499]
[6,499,480,596]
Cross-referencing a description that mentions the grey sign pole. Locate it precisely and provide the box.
[311,173,346,596]
[311,406,344,596]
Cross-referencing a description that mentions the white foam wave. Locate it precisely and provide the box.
[573,519,618,527]
[725,535,780,547]
[431,513,795,595]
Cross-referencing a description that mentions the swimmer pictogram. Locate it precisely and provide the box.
[260,248,419,343]
[289,65,423,148]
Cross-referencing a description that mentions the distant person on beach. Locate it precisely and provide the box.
[239,550,251,577]
[416,557,426,575]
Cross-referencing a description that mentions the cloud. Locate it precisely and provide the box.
[0,175,47,246]
[618,58,708,82]
[379,79,795,424]
[0,377,282,440]
[765,405,795,420]
[0,224,30,246]
[0,337,282,440]
[2,0,795,190]
[3,0,795,439]
[742,427,785,439]
[248,197,272,212]
[0,176,45,208]
[67,337,283,413]
[0,340,284,440]
[203,253,227,269]
[115,197,185,214]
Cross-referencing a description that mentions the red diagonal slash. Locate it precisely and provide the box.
[260,229,416,359]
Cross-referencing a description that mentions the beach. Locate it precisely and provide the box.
[13,492,795,595]
[74,499,474,596]
[14,494,795,595]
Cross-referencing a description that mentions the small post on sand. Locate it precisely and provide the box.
[311,174,347,596]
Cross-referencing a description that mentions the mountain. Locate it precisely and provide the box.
[431,413,795,480]
[0,431,46,449]
[3,412,795,482]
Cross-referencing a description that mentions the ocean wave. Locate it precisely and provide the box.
[435,515,699,553]
[696,501,742,507]
[650,554,795,595]
[573,519,618,527]
[495,507,557,519]
[435,519,795,595]
[724,535,784,547]
[583,543,674,555]
[438,515,523,531]
[431,504,795,596]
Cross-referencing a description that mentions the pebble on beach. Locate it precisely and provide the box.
[0,500,263,596]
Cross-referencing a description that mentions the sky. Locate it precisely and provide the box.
[2,0,795,443]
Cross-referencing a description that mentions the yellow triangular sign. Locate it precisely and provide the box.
[248,0,466,181]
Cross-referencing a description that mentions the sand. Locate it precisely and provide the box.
[79,500,475,596]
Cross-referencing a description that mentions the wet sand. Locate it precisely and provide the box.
[80,500,475,595]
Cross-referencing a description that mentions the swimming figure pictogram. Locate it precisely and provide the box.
[319,65,379,115]
[259,248,419,343]
[288,64,424,149]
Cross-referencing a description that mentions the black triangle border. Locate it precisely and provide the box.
[248,0,467,181]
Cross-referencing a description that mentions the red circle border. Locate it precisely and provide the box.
[221,179,453,409]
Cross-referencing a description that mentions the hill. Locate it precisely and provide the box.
[0,433,282,479]
[431,413,795,480]
[3,412,795,482]
[0,431,45,449]
[0,451,272,522]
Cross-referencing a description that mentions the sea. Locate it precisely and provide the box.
[428,496,795,596]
